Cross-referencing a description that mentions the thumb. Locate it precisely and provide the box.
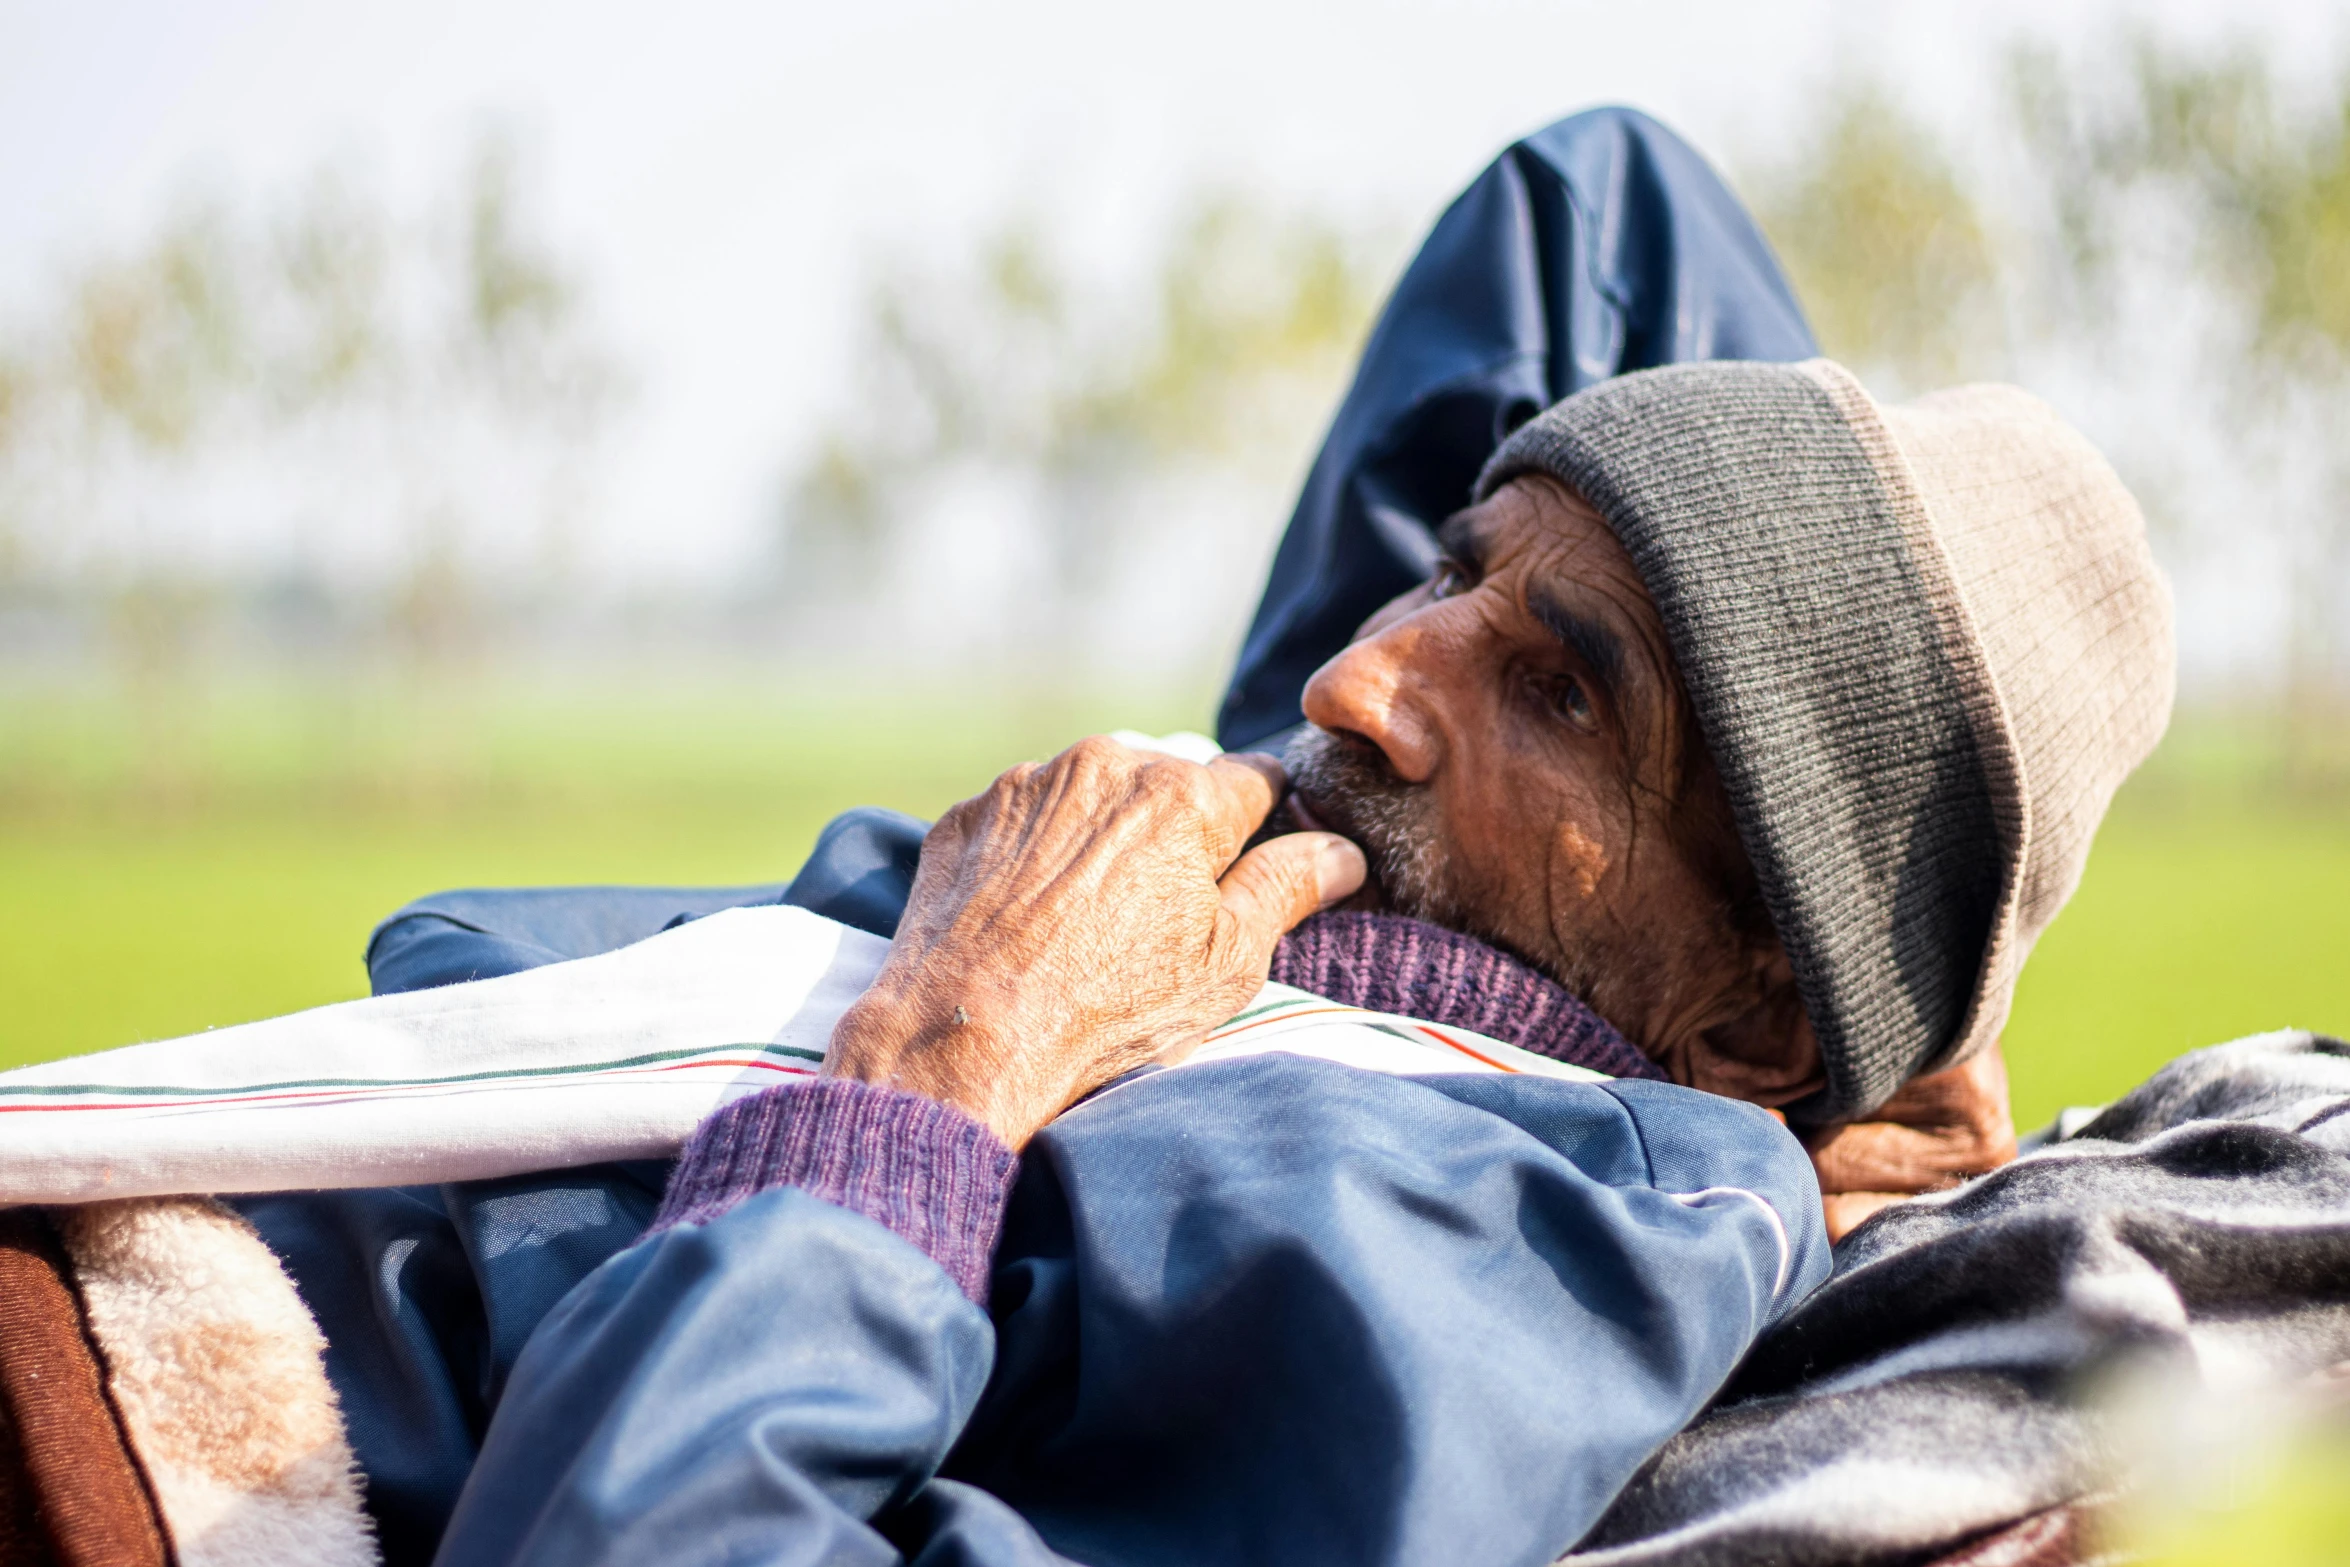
[1211,832,1366,974]
[1821,1190,1907,1242]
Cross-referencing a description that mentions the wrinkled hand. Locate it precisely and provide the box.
[825,737,1367,1148]
[1804,1041,2018,1240]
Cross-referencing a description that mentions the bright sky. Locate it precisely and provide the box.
[0,0,2337,591]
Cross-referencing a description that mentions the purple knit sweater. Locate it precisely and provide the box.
[648,1076,1017,1302]
[1270,910,1664,1082]
[650,910,1658,1302]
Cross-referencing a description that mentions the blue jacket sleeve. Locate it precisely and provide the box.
[427,1059,1823,1567]
[953,1058,1829,1567]
[432,1186,1064,1567]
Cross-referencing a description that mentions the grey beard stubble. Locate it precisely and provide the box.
[1279,725,1607,1004]
[1281,726,1467,933]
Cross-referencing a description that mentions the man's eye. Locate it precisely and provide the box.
[1548,676,1598,733]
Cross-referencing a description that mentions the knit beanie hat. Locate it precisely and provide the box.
[1476,359,2174,1120]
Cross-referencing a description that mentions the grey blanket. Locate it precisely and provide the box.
[1567,1031,2350,1566]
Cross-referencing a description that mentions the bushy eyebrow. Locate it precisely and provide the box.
[1529,591,1628,694]
[1438,504,1644,739]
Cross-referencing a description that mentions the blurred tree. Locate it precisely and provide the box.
[268,170,392,409]
[402,132,625,660]
[0,135,623,593]
[1749,84,2003,394]
[39,204,252,800]
[1092,196,1383,466]
[2010,43,2350,774]
[451,132,619,427]
[780,435,892,599]
[0,350,24,580]
[63,206,247,456]
[0,132,628,792]
[776,194,1387,648]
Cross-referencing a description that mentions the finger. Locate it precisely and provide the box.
[1210,831,1366,972]
[1198,752,1286,865]
[1808,1119,1996,1195]
[1822,1190,1907,1242]
[1872,1041,2013,1134]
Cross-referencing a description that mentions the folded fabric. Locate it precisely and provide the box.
[1567,1029,2350,1566]
[0,905,1605,1207]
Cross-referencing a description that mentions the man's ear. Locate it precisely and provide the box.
[1688,944,1825,1107]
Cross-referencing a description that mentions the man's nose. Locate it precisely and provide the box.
[1299,620,1445,785]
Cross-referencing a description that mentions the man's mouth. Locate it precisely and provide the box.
[1280,728,1453,922]
[1277,778,1390,913]
[1285,791,1332,835]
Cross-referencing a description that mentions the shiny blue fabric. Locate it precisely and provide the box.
[230,1167,675,1565]
[232,1050,1826,1567]
[235,806,933,1562]
[1216,106,1816,751]
[430,1061,1825,1567]
[363,805,928,995]
[240,789,1832,1566]
[242,805,1830,1567]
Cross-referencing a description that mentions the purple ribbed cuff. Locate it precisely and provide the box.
[1270,910,1665,1081]
[650,1077,1018,1303]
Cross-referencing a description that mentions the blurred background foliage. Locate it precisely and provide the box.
[1751,82,2004,392]
[772,197,1392,665]
[2,27,2349,1136]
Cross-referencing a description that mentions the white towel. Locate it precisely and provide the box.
[0,905,1603,1206]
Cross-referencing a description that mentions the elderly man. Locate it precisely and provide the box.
[222,109,2191,1567]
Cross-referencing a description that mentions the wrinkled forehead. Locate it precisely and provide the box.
[1439,476,1694,781]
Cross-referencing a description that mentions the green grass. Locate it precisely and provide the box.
[3,677,2346,1132]
[0,673,1211,1067]
[0,808,828,1064]
[2001,808,2350,1128]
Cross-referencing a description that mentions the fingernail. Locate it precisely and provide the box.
[1239,750,1287,785]
[1314,836,1367,907]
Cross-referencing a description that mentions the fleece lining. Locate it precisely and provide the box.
[51,1197,378,1567]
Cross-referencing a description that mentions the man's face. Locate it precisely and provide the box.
[1286,477,1823,1104]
